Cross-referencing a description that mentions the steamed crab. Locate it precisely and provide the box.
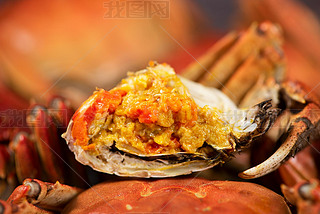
[2,21,320,213]
[62,22,320,180]
[62,62,278,177]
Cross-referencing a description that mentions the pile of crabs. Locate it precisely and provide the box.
[1,21,320,214]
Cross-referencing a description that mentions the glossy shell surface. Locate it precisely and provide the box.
[63,178,290,214]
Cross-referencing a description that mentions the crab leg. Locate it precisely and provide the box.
[6,179,82,213]
[47,97,89,188]
[200,23,282,88]
[181,21,320,180]
[239,0,320,67]
[181,22,284,105]
[222,46,283,104]
[47,96,74,129]
[9,132,42,183]
[182,31,239,81]
[239,102,320,179]
[0,146,17,200]
[0,81,29,143]
[239,118,308,179]
[27,105,65,183]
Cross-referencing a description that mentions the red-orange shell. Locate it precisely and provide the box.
[63,178,290,214]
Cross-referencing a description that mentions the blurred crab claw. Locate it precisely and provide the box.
[47,96,74,129]
[0,200,12,214]
[6,179,82,213]
[27,105,65,183]
[281,179,320,214]
[9,132,42,183]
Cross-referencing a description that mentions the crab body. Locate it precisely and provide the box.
[63,62,278,177]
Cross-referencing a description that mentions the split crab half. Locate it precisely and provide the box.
[64,21,320,180]
[62,62,278,177]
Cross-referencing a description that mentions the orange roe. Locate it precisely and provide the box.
[71,89,126,147]
[125,87,197,125]
[126,100,159,124]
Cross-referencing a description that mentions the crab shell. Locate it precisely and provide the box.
[62,178,290,214]
[63,119,222,178]
[63,63,279,178]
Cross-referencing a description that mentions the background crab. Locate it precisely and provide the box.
[0,94,93,200]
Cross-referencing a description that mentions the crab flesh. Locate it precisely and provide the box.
[63,62,278,177]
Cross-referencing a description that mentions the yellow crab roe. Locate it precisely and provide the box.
[85,63,233,155]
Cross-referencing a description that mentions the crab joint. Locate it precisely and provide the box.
[7,179,83,213]
[240,102,320,179]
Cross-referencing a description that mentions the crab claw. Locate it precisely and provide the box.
[281,179,320,214]
[6,179,82,213]
[240,101,320,179]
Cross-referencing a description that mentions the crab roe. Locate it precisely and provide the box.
[71,63,233,156]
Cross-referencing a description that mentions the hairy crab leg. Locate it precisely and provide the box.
[240,102,320,179]
[47,96,89,188]
[200,22,282,89]
[6,179,82,213]
[240,79,320,178]
[239,118,308,179]
[181,22,284,105]
[9,132,42,183]
[47,96,74,129]
[182,32,239,81]
[224,35,284,104]
[239,0,320,67]
[27,105,65,183]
